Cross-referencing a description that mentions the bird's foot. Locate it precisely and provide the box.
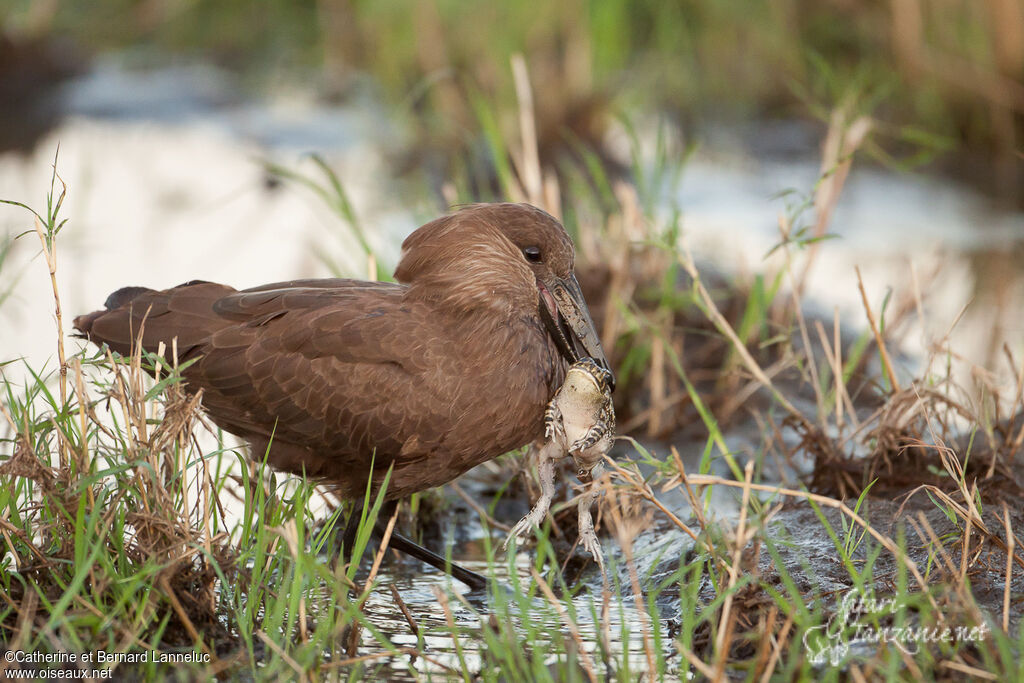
[503,501,549,550]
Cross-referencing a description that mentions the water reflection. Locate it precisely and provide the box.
[358,552,663,679]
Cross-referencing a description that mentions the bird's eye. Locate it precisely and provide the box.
[523,246,542,263]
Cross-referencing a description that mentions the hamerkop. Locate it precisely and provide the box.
[74,203,613,589]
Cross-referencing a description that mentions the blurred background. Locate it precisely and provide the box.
[1,0,1023,381]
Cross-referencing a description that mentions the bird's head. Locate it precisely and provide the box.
[395,203,613,388]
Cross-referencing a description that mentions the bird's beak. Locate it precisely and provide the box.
[538,273,615,391]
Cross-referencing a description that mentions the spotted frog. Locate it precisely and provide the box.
[504,357,615,569]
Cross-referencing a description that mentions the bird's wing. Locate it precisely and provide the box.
[184,282,458,478]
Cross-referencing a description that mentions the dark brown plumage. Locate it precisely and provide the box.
[74,203,611,505]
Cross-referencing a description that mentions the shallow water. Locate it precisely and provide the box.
[358,552,664,679]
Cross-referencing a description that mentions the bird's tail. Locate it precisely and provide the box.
[73,280,234,360]
[73,286,154,339]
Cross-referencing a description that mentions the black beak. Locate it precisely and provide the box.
[538,273,615,391]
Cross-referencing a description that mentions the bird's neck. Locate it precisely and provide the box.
[453,307,565,399]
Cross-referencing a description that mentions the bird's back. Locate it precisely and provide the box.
[75,278,555,498]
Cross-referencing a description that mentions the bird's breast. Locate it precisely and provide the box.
[395,312,562,472]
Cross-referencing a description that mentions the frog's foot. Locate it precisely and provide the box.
[579,527,604,571]
[569,422,609,454]
[544,401,565,442]
[577,501,604,571]
[503,501,550,550]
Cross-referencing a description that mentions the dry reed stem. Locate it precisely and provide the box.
[605,454,716,562]
[450,481,511,531]
[813,318,859,431]
[940,659,998,681]
[620,390,689,433]
[713,462,754,678]
[674,472,934,600]
[599,568,612,676]
[855,266,901,392]
[388,584,419,639]
[758,611,793,683]
[649,324,666,436]
[257,630,310,681]
[906,511,987,633]
[901,482,1024,571]
[960,496,973,582]
[605,485,656,676]
[511,53,543,207]
[751,606,776,680]
[1001,502,1014,633]
[346,506,399,656]
[796,110,872,294]
[530,567,599,683]
[908,513,957,578]
[33,215,67,469]
[158,575,211,658]
[678,248,812,430]
[432,585,471,682]
[1,590,36,677]
[891,0,1024,114]
[900,645,925,680]
[668,446,720,570]
[719,354,794,425]
[675,641,717,679]
[778,215,825,422]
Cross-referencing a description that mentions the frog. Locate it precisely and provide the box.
[504,357,615,569]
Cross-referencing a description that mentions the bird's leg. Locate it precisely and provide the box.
[339,503,365,556]
[576,464,605,573]
[372,520,489,591]
[364,500,489,591]
[504,440,560,549]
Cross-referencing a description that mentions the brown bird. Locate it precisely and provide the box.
[74,203,612,589]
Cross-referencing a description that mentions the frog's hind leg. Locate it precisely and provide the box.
[568,422,609,455]
[504,440,561,549]
[577,484,605,573]
[568,401,614,454]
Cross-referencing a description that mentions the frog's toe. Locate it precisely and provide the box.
[503,508,546,549]
[568,436,596,454]
[502,521,528,550]
[580,529,604,570]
